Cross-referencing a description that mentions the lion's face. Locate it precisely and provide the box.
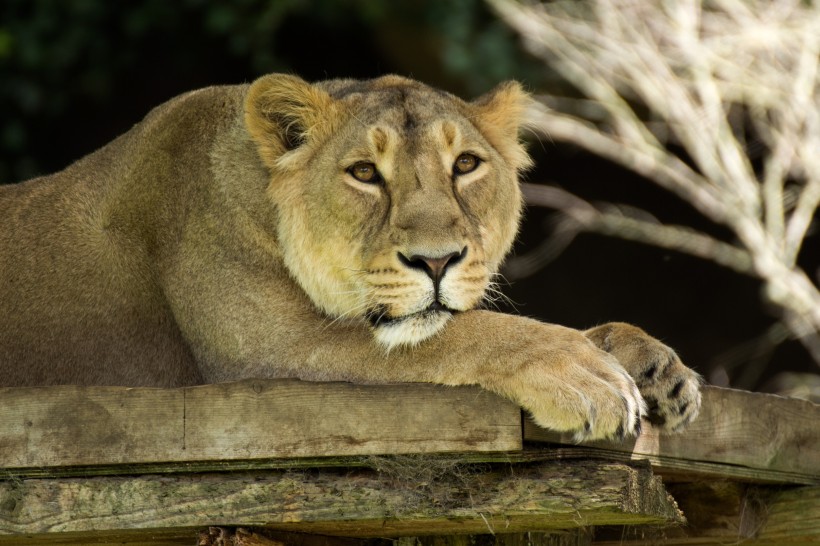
[245,75,531,348]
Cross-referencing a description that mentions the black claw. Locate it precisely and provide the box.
[646,411,666,426]
[584,420,592,433]
[669,379,685,398]
[678,402,689,415]
[634,417,642,436]
[615,423,625,440]
[642,362,659,382]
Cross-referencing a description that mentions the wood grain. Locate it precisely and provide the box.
[2,381,818,545]
[0,460,681,541]
[0,379,521,471]
[524,386,820,484]
[567,483,820,545]
[757,485,820,543]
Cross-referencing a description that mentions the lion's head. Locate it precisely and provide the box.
[244,74,532,348]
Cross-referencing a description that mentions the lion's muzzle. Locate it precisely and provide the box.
[397,246,467,299]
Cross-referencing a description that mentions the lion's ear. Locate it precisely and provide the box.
[470,81,534,171]
[245,74,342,169]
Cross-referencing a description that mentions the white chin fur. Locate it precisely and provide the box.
[374,312,452,349]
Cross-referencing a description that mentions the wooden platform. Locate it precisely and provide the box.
[1,380,818,545]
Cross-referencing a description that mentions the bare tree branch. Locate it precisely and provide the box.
[519,183,755,274]
[490,0,820,364]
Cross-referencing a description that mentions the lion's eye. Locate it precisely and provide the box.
[348,162,382,184]
[453,153,480,175]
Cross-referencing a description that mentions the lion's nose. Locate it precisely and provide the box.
[398,247,467,286]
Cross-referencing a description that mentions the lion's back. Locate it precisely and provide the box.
[0,85,250,387]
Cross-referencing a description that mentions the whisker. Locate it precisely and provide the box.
[319,296,375,331]
[321,308,365,331]
[482,281,519,313]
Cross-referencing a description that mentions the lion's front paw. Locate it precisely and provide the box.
[585,323,702,433]
[493,331,646,442]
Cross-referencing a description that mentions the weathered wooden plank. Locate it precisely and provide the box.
[539,447,816,485]
[0,529,200,546]
[756,485,820,544]
[217,486,819,546]
[592,484,820,545]
[665,482,765,543]
[0,379,521,472]
[524,386,820,485]
[198,530,593,546]
[0,460,682,542]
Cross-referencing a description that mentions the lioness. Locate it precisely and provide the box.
[0,74,700,439]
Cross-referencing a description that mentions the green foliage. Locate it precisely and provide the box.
[0,0,542,183]
[422,0,547,95]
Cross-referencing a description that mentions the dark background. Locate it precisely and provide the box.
[2,0,817,396]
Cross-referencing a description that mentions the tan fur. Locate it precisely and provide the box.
[0,74,701,439]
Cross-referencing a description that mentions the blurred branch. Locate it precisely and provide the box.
[519,183,754,274]
[490,0,820,364]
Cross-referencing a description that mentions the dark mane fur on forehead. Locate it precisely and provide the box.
[318,76,455,103]
[315,78,463,135]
